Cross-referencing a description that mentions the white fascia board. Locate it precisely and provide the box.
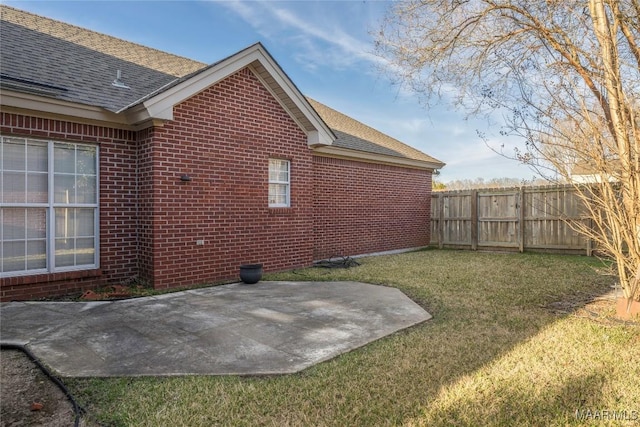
[137,44,335,146]
[0,89,131,127]
[245,53,334,147]
[314,145,445,171]
[123,102,152,124]
[140,48,264,120]
[306,130,322,146]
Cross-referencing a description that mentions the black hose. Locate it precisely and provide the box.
[1,343,84,427]
[313,255,361,269]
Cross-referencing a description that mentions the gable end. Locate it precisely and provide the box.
[124,44,335,147]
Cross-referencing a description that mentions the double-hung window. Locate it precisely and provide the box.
[268,159,290,207]
[1,137,99,277]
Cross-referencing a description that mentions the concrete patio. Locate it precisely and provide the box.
[0,281,431,377]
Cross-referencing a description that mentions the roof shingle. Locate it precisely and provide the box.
[307,98,443,165]
[1,5,205,77]
[0,19,180,111]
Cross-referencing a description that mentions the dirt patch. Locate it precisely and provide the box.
[0,350,78,427]
[543,289,639,326]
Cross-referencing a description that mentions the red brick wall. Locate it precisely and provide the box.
[1,73,434,300]
[0,113,138,300]
[136,127,155,286]
[140,68,314,289]
[313,155,433,260]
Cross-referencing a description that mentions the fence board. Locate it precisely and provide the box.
[431,185,592,254]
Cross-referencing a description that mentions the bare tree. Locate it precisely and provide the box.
[376,0,640,306]
[435,177,544,190]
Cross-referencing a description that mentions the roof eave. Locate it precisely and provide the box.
[0,88,137,129]
[313,145,446,171]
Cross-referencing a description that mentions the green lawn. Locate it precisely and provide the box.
[69,250,639,426]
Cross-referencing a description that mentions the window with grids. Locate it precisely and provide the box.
[1,137,99,277]
[268,159,290,207]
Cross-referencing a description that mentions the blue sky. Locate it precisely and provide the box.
[3,0,537,182]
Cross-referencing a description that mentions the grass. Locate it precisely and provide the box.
[67,250,640,426]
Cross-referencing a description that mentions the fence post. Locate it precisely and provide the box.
[586,217,593,256]
[438,193,444,249]
[585,186,594,256]
[519,187,525,253]
[470,190,478,250]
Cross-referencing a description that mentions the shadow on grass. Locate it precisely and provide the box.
[67,251,639,426]
[407,371,607,426]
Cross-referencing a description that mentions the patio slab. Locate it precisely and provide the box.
[0,281,431,377]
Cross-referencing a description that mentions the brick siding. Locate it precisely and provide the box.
[138,68,314,289]
[313,156,433,260]
[1,69,434,300]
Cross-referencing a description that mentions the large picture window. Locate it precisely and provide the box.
[268,159,290,207]
[1,137,99,276]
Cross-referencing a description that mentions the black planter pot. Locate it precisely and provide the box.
[239,264,263,284]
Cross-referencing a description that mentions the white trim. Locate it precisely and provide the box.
[268,158,290,208]
[115,78,180,114]
[0,89,131,126]
[313,145,445,171]
[0,137,99,277]
[138,44,334,146]
[48,140,54,273]
[246,62,334,147]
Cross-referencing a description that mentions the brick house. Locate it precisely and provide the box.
[0,6,444,300]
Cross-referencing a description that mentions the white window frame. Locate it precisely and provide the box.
[1,137,99,277]
[268,158,290,208]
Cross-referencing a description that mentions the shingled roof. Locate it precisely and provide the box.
[1,20,178,112]
[0,5,444,169]
[307,98,443,165]
[1,5,205,77]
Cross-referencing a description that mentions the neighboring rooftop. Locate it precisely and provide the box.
[0,5,444,167]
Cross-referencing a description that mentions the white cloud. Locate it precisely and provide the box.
[211,0,534,181]
[215,0,389,71]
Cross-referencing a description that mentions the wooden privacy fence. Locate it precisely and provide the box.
[430,185,594,255]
